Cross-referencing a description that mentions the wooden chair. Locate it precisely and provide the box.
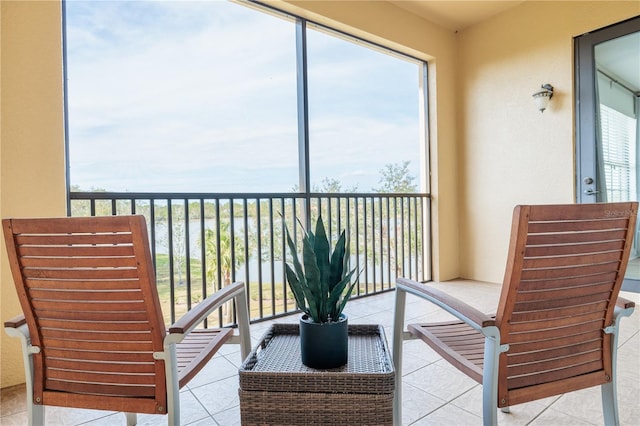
[3,215,252,426]
[392,202,638,425]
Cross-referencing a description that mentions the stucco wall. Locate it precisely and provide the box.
[1,1,66,388]
[457,1,640,283]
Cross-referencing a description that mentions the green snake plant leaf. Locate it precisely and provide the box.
[301,227,323,322]
[329,231,346,291]
[284,223,315,318]
[336,274,359,318]
[313,217,331,320]
[284,263,308,315]
[327,268,358,319]
[283,213,357,324]
[284,224,306,287]
[314,216,331,283]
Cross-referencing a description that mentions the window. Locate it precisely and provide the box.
[306,25,422,193]
[64,1,432,320]
[65,0,427,194]
[599,104,637,202]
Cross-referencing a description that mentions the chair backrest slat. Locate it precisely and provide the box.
[495,202,637,407]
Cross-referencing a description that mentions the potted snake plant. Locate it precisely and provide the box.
[284,215,358,369]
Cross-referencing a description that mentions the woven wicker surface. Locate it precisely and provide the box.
[239,390,393,425]
[239,323,395,425]
[239,323,395,394]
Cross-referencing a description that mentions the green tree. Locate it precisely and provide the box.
[372,161,418,193]
[69,185,113,217]
[368,161,421,279]
[171,220,187,286]
[317,177,359,193]
[204,221,246,286]
[291,178,359,193]
[203,220,246,322]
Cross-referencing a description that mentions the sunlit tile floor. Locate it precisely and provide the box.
[2,280,639,425]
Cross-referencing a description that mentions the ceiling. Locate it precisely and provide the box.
[388,0,525,32]
[388,1,639,94]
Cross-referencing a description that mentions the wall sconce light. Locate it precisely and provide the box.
[532,84,554,113]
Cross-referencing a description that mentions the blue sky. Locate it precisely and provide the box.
[65,0,422,193]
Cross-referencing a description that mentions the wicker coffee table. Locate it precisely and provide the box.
[239,323,395,425]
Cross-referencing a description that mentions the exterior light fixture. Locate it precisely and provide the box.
[532,84,554,113]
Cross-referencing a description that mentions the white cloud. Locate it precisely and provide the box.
[66,0,422,193]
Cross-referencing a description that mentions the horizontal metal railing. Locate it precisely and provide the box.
[69,191,431,326]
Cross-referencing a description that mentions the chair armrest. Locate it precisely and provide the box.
[616,296,635,310]
[4,313,33,346]
[169,281,247,336]
[4,314,26,329]
[613,295,636,322]
[396,278,496,330]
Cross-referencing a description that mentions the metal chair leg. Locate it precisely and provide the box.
[392,287,407,426]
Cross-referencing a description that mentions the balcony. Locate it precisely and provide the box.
[68,191,431,325]
[2,280,639,425]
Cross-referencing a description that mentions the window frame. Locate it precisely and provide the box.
[62,0,430,203]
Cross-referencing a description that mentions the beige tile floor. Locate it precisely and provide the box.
[1,279,639,425]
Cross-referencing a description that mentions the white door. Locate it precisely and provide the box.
[575,17,640,289]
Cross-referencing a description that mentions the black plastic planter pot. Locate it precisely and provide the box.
[299,314,348,369]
